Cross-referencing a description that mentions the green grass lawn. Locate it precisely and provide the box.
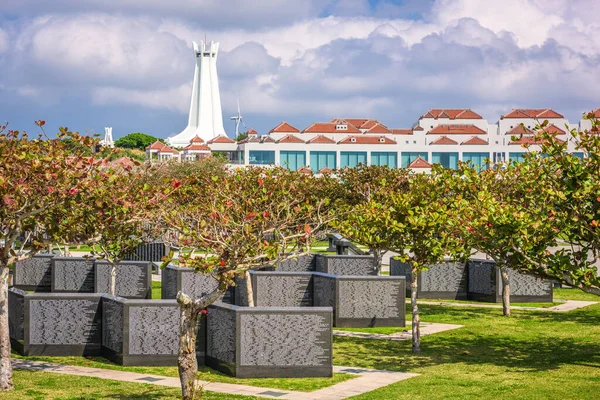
[417,298,563,308]
[152,280,161,299]
[9,370,251,400]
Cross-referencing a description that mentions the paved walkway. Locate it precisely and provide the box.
[418,299,598,312]
[333,322,463,341]
[13,359,418,400]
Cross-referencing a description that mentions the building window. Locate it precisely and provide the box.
[492,152,505,163]
[463,152,490,170]
[340,152,367,169]
[401,152,428,168]
[371,152,398,168]
[572,152,585,159]
[249,150,275,165]
[508,152,526,163]
[432,152,459,169]
[310,151,336,172]
[280,151,306,171]
[336,124,347,130]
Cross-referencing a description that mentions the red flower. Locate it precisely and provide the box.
[257,178,263,185]
[69,188,79,195]
[262,211,269,218]
[200,309,208,316]
[35,120,46,127]
[219,259,226,266]
[173,179,182,189]
[467,226,475,233]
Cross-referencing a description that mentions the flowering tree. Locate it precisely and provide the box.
[0,123,102,391]
[334,165,409,274]
[454,158,561,316]
[161,166,341,400]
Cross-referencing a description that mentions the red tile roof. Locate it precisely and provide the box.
[541,124,566,135]
[413,125,424,131]
[408,156,432,168]
[190,135,204,143]
[307,135,336,144]
[509,136,565,145]
[297,166,313,175]
[183,143,211,151]
[208,135,236,144]
[269,122,300,134]
[146,140,167,150]
[366,124,391,134]
[247,128,258,135]
[261,136,276,143]
[303,122,361,134]
[502,109,564,119]
[427,124,487,135]
[431,136,458,145]
[318,166,333,174]
[506,125,534,135]
[391,128,413,135]
[420,109,483,120]
[276,134,305,144]
[337,135,396,145]
[590,108,600,118]
[462,136,489,145]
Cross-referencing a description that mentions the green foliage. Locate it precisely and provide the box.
[100,147,146,162]
[235,131,248,142]
[114,132,164,150]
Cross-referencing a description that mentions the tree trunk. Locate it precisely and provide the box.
[245,270,255,307]
[411,267,420,353]
[110,263,117,297]
[0,266,14,391]
[371,248,383,275]
[178,297,201,400]
[499,265,511,316]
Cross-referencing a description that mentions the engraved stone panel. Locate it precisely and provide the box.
[181,270,219,299]
[421,262,468,293]
[52,257,95,292]
[102,296,124,353]
[468,260,496,295]
[161,266,178,299]
[8,288,25,341]
[14,254,55,290]
[390,259,412,282]
[276,255,316,272]
[253,273,313,307]
[128,306,180,355]
[123,242,167,262]
[234,276,249,306]
[29,297,102,345]
[239,312,331,366]
[316,255,377,276]
[207,305,236,363]
[313,274,336,308]
[95,261,150,298]
[337,279,403,319]
[506,268,552,297]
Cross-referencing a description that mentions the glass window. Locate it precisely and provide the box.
[371,152,398,168]
[280,151,306,171]
[249,150,275,165]
[340,152,367,168]
[572,152,584,159]
[401,152,428,168]
[432,152,459,169]
[508,152,526,163]
[462,152,490,170]
[310,151,336,172]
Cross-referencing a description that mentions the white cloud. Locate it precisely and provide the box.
[0,28,8,53]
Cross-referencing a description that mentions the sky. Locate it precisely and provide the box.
[0,0,599,140]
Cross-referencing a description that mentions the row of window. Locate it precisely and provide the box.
[248,151,584,171]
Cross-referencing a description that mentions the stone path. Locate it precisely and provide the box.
[333,322,463,341]
[13,359,418,400]
[418,299,598,312]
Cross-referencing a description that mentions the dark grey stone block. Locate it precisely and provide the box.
[102,296,206,366]
[251,272,313,307]
[275,254,316,272]
[94,261,152,299]
[161,265,219,301]
[51,257,96,293]
[10,292,104,356]
[13,254,55,292]
[315,254,377,276]
[123,242,168,263]
[8,288,25,354]
[390,259,468,300]
[467,259,553,303]
[206,302,333,378]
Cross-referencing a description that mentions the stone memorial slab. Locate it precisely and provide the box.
[8,288,25,353]
[102,297,206,366]
[315,254,377,276]
[250,271,313,307]
[275,254,316,272]
[21,293,103,356]
[390,259,468,300]
[51,257,96,293]
[161,265,219,301]
[206,302,333,378]
[94,261,152,299]
[13,254,55,291]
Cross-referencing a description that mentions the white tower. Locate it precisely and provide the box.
[101,127,114,148]
[168,41,228,147]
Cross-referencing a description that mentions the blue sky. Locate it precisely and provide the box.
[0,0,599,140]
